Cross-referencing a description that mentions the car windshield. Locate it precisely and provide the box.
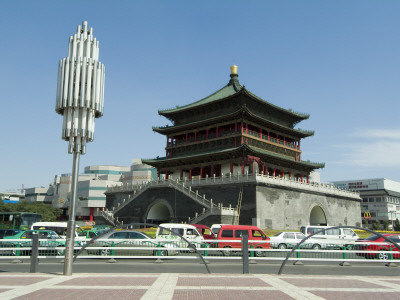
[273,232,283,237]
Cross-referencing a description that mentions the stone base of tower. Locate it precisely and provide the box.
[102,175,361,230]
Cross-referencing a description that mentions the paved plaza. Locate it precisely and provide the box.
[0,273,399,300]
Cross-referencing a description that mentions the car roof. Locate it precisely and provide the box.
[190,224,211,229]
[219,225,263,230]
[158,223,197,229]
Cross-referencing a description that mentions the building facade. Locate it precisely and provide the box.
[331,178,400,229]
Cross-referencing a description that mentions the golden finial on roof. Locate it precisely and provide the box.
[230,65,238,75]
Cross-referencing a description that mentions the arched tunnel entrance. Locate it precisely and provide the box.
[309,205,327,225]
[146,201,172,225]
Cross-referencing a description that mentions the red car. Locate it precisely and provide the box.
[356,234,400,260]
[190,224,216,240]
[216,225,271,257]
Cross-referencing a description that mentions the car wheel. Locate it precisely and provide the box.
[222,246,231,256]
[100,248,111,256]
[278,243,287,249]
[378,250,389,260]
[56,246,65,256]
[255,247,264,257]
[312,244,321,250]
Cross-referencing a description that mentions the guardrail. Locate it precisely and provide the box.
[1,239,398,262]
[1,224,398,275]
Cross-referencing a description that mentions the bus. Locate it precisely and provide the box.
[0,212,42,230]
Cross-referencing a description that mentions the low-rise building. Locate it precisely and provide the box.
[331,178,400,229]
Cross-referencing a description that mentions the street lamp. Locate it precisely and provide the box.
[55,21,105,275]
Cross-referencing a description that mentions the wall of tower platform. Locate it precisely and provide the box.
[106,181,361,229]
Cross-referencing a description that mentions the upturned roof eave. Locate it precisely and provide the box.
[142,144,324,170]
[153,106,314,138]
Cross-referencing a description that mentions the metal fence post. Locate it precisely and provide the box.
[30,233,39,273]
[242,232,249,274]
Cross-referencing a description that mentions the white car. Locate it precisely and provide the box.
[269,231,324,250]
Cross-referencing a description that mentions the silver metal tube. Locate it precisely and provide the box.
[63,149,80,275]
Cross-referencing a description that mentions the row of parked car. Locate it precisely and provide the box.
[1,224,399,259]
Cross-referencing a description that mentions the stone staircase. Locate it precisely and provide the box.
[97,179,237,226]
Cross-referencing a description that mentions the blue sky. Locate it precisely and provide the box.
[1,0,399,192]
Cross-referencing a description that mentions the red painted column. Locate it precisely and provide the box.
[260,128,262,138]
[307,176,310,183]
[246,123,248,134]
[281,171,284,178]
[268,131,270,141]
[273,169,276,177]
[263,166,266,174]
[241,162,245,175]
[189,169,192,180]
[180,169,183,179]
[230,163,233,174]
[165,172,169,180]
[288,171,291,180]
[200,167,203,178]
[90,207,94,222]
[301,175,303,183]
[211,164,215,176]
[157,171,160,179]
[284,137,286,146]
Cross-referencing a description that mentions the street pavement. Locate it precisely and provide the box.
[0,272,399,300]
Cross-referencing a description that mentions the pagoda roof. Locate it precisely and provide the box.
[153,104,314,138]
[142,144,324,171]
[158,69,310,122]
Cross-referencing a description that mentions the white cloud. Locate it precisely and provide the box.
[352,128,400,140]
[329,128,400,167]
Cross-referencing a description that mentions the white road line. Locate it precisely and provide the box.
[256,274,325,300]
[0,276,72,300]
[140,273,178,300]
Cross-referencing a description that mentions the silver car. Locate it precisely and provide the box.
[87,230,179,257]
[269,232,323,250]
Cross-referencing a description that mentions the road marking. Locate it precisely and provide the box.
[141,273,178,300]
[256,274,325,300]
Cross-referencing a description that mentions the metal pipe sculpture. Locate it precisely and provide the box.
[55,21,105,275]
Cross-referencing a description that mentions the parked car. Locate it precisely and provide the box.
[216,225,270,256]
[0,229,22,239]
[156,223,204,248]
[87,230,179,256]
[269,231,323,250]
[355,234,400,260]
[3,230,68,256]
[300,225,359,249]
[190,224,216,240]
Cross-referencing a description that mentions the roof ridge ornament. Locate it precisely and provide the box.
[228,65,240,90]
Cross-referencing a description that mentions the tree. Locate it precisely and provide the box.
[372,221,381,231]
[0,201,62,221]
[394,219,400,232]
[382,220,390,231]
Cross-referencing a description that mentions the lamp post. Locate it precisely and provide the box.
[55,21,105,275]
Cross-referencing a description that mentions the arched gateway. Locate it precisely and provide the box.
[309,205,327,226]
[146,200,173,224]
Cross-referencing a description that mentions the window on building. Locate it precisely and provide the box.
[362,198,368,202]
